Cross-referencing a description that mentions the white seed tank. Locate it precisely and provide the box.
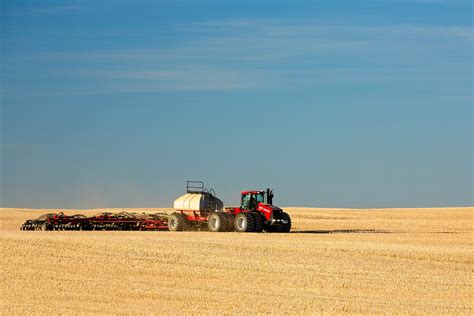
[173,193,224,212]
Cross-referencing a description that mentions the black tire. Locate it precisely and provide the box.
[280,212,292,233]
[234,212,255,232]
[266,225,281,233]
[266,212,292,233]
[168,212,189,231]
[252,212,264,233]
[207,212,229,232]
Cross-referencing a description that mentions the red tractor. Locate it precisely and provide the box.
[167,182,291,233]
[225,189,291,233]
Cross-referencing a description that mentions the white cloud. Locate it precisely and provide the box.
[34,21,472,64]
[82,67,268,92]
[3,19,472,95]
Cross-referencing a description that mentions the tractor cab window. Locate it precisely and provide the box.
[242,192,265,210]
[242,194,250,210]
[255,193,265,203]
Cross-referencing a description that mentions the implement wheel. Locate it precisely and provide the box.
[234,212,255,232]
[208,212,228,232]
[168,212,189,231]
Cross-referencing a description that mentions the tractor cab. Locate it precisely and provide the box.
[240,189,274,210]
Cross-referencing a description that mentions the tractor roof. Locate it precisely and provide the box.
[241,190,266,195]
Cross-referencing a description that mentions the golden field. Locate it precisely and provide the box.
[1,207,472,314]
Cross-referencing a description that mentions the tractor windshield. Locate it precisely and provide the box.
[255,193,265,203]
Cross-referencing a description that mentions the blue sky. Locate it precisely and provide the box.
[1,0,472,208]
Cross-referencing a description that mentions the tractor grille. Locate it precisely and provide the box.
[271,209,285,220]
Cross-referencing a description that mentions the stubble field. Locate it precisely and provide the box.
[1,207,472,314]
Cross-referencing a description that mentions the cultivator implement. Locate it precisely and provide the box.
[21,211,169,231]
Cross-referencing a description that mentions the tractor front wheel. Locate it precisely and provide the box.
[266,212,292,233]
[280,212,292,233]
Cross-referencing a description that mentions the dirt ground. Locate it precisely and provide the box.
[1,207,472,314]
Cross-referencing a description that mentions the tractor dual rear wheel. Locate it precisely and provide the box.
[235,212,253,232]
[252,212,264,233]
[226,214,235,232]
[235,212,264,233]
